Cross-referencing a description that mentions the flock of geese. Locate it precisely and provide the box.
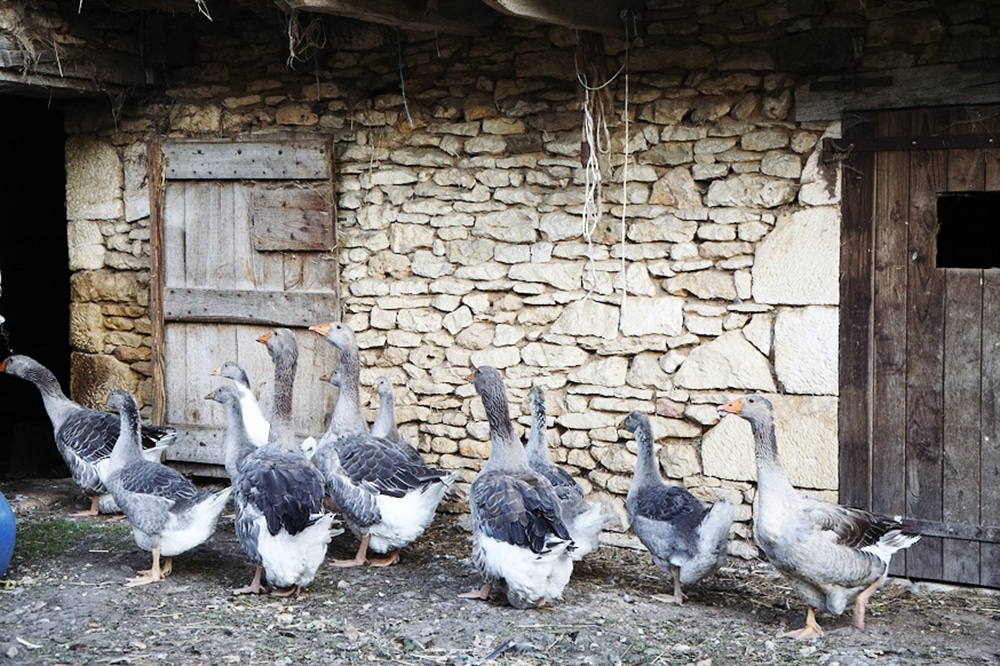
[0,322,921,638]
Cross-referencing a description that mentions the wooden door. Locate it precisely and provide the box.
[839,106,1000,587]
[149,140,340,474]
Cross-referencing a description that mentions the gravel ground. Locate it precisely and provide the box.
[0,478,997,666]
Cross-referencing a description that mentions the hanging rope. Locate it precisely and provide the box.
[576,32,624,301]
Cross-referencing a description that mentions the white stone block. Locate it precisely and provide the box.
[520,342,589,368]
[508,262,583,291]
[774,306,838,395]
[620,296,684,337]
[470,345,521,369]
[752,207,839,305]
[65,135,123,221]
[742,313,773,355]
[551,299,620,339]
[674,331,776,391]
[568,355,628,387]
[67,220,106,270]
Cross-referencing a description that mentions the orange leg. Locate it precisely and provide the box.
[125,546,163,587]
[783,606,824,640]
[458,581,493,600]
[71,495,101,517]
[270,584,301,597]
[852,574,887,631]
[330,534,370,568]
[232,564,267,595]
[368,549,399,567]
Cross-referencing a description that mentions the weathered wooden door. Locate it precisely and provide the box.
[149,140,339,474]
[840,106,1000,587]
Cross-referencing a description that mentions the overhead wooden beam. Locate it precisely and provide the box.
[276,0,496,36]
[480,0,625,35]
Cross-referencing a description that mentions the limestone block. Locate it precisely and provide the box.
[508,262,583,291]
[704,394,838,490]
[618,263,657,297]
[626,217,699,243]
[65,135,123,222]
[445,238,495,265]
[70,270,141,303]
[539,212,582,241]
[619,296,684,337]
[369,307,397,330]
[169,104,221,133]
[390,148,452,168]
[411,250,454,279]
[70,352,139,410]
[662,442,701,479]
[761,151,802,179]
[641,142,694,166]
[650,415,701,438]
[752,207,839,305]
[664,270,736,300]
[685,403,721,426]
[521,342,589,368]
[557,411,619,431]
[741,129,790,151]
[674,331,776,391]
[470,345,521,369]
[390,223,436,253]
[474,211,537,243]
[456,322,495,349]
[493,324,524,347]
[706,174,797,208]
[774,306,838,395]
[430,276,475,295]
[626,353,673,390]
[276,103,318,126]
[568,355,628,387]
[396,309,443,333]
[68,303,105,353]
[600,445,638,474]
[67,221,106,270]
[442,305,473,335]
[495,244,532,264]
[743,313,773,355]
[551,299,619,339]
[685,313,723,337]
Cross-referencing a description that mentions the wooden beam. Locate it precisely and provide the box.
[480,0,625,35]
[163,287,337,327]
[277,0,496,36]
[163,141,332,180]
[824,134,1000,155]
[795,64,1000,122]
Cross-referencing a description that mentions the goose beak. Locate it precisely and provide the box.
[256,332,272,344]
[718,398,743,415]
[319,372,331,382]
[204,389,217,400]
[0,359,6,372]
[309,322,332,336]
[210,366,221,376]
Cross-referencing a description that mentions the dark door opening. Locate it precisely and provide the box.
[0,94,70,480]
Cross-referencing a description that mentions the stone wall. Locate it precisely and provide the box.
[36,0,1000,555]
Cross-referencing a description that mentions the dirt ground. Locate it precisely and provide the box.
[0,478,997,666]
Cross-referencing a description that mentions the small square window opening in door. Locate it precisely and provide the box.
[936,191,1000,269]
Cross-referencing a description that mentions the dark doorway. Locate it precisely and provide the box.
[0,94,70,479]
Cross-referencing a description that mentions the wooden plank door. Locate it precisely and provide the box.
[840,105,1000,587]
[149,140,339,474]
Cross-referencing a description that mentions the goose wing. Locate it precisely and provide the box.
[238,448,326,537]
[471,471,572,555]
